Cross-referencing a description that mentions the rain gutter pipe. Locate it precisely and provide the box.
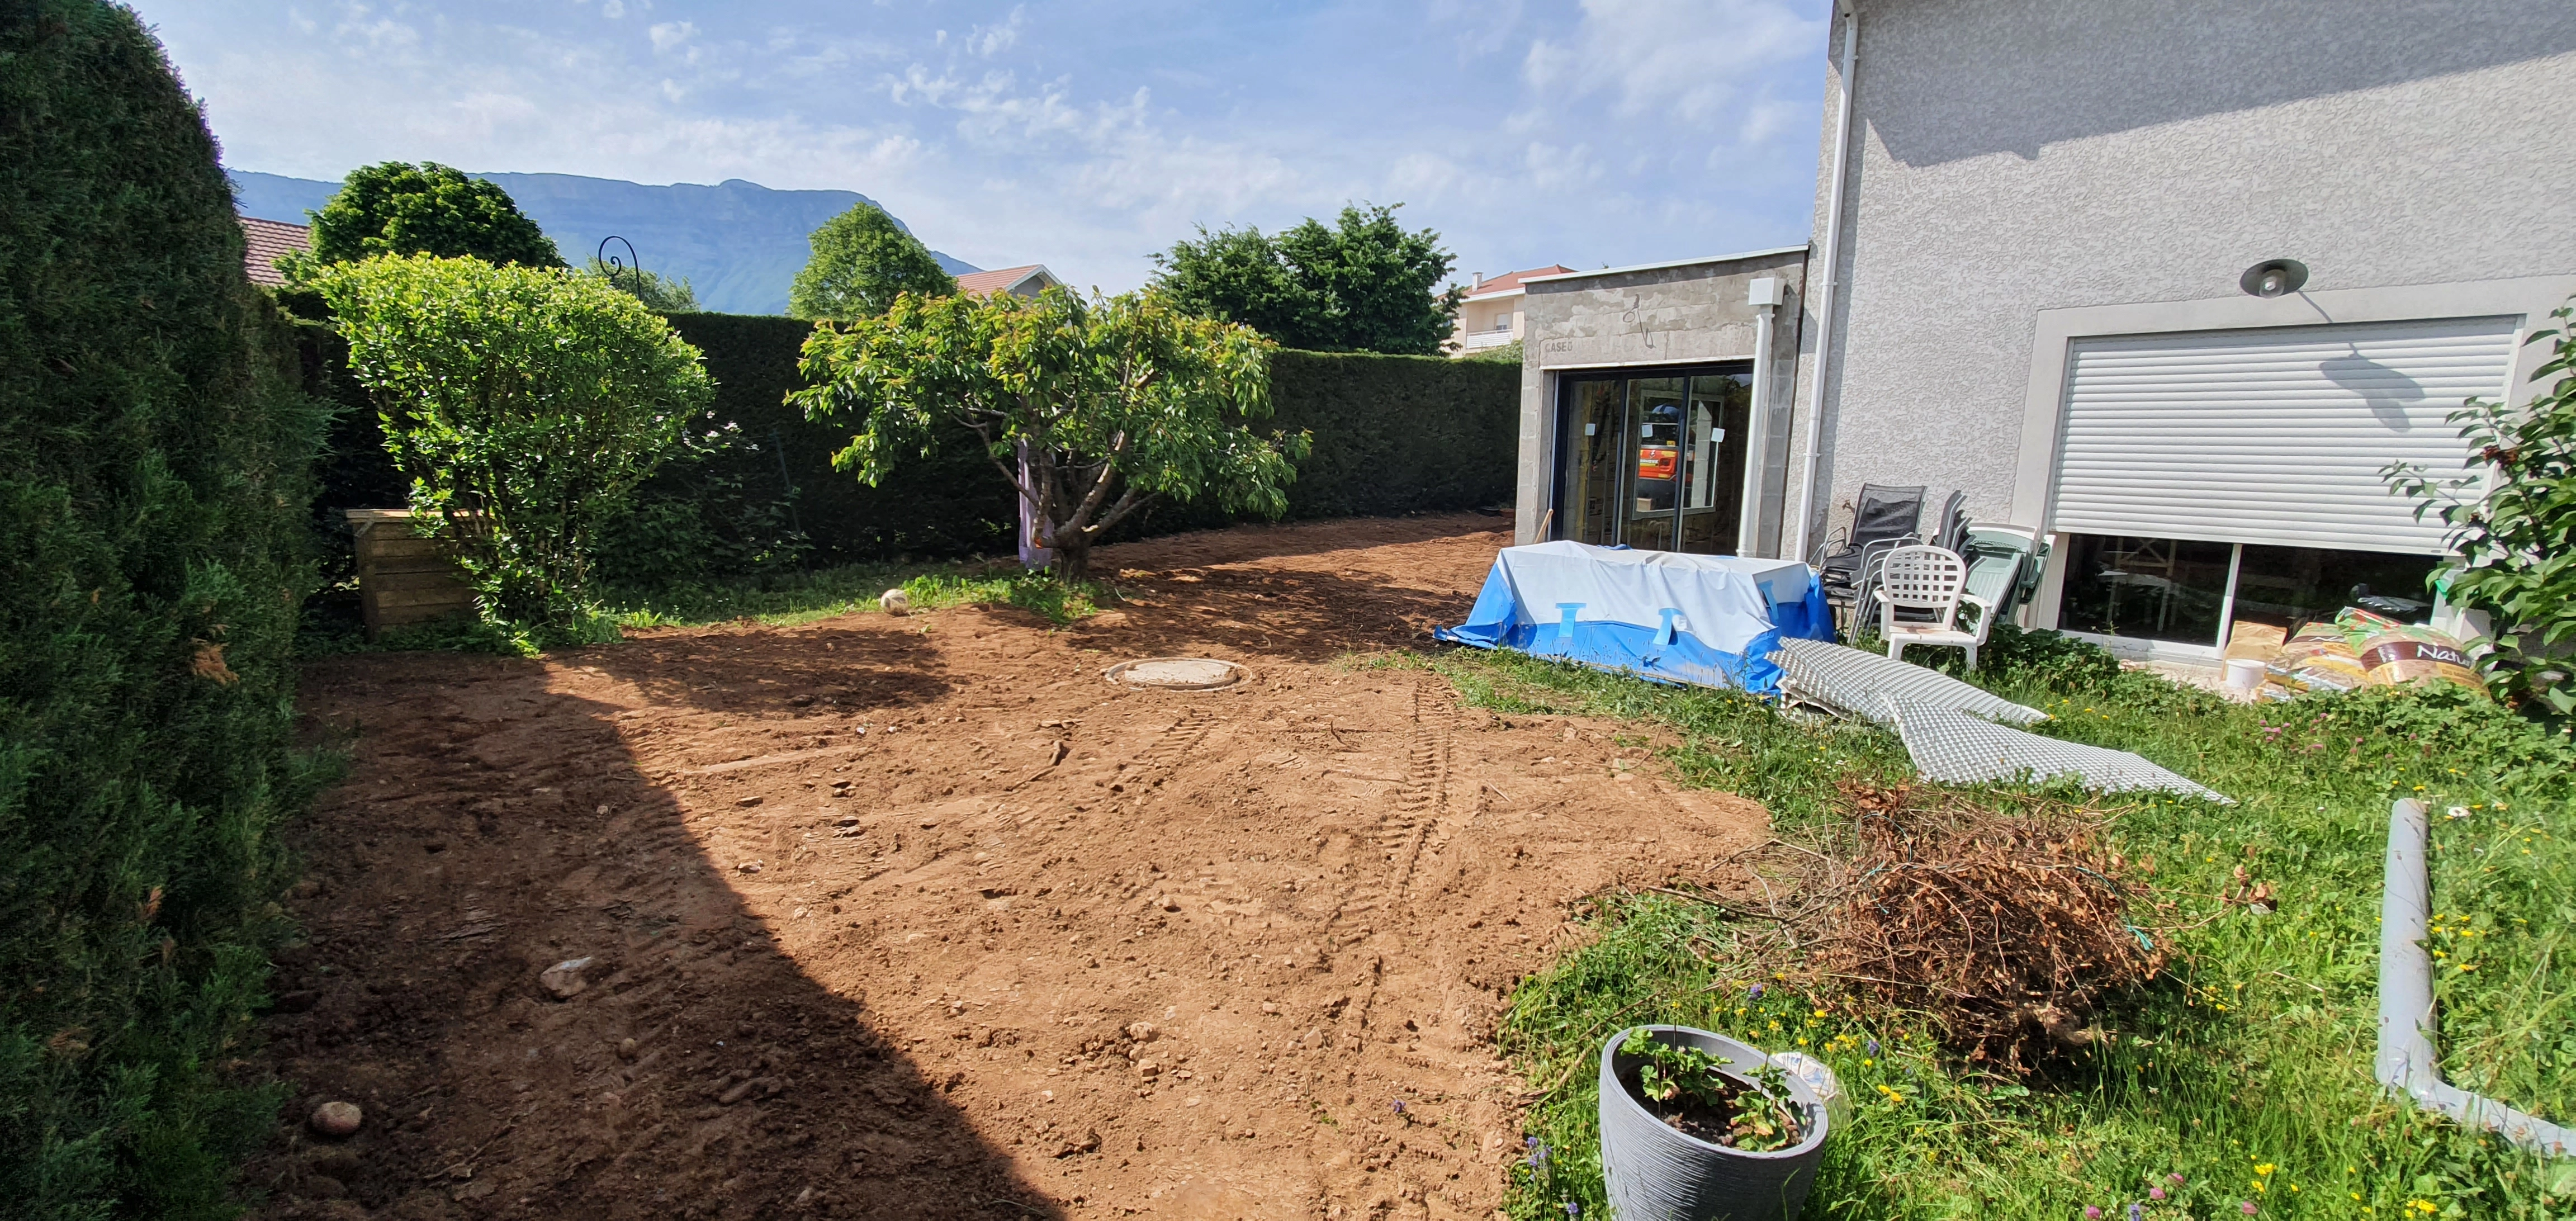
[1789,0,1860,565]
[2377,798,2574,1158]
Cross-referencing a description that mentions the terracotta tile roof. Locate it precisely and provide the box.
[954,263,1059,297]
[1462,264,1574,300]
[239,216,310,288]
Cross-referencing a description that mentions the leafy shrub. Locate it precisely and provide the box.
[787,201,954,321]
[2388,297,2576,717]
[316,254,714,624]
[298,160,561,269]
[791,287,1306,580]
[0,3,329,1214]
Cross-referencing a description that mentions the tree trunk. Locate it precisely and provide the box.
[1048,531,1092,583]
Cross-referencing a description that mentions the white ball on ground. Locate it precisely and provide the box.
[879,588,911,616]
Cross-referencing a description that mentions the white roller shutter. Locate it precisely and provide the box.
[2051,318,2517,554]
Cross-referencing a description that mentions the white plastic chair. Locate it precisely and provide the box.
[1874,544,1993,670]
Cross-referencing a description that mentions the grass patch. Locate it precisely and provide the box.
[1420,632,2576,1220]
[299,560,1117,657]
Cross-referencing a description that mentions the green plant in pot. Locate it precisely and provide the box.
[1626,1029,1807,1153]
[1599,1025,1829,1221]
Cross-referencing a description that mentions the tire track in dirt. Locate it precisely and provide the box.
[1331,677,1457,1038]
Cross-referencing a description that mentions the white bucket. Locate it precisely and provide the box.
[2224,658,2266,692]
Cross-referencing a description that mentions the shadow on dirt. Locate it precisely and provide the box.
[583,623,956,720]
[256,651,1058,1221]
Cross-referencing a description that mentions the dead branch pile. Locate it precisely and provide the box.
[1803,784,2165,1072]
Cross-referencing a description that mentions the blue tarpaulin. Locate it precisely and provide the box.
[1434,542,1835,695]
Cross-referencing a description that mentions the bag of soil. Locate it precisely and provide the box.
[2343,616,2486,697]
[2273,621,2365,692]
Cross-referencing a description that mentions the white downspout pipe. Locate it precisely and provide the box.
[2378,798,2574,1158]
[1789,0,1862,564]
[1737,280,1782,556]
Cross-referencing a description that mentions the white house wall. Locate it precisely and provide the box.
[1794,0,2576,554]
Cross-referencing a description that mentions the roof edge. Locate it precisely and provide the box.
[1522,245,1810,287]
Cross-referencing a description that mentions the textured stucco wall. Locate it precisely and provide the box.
[1796,0,2576,552]
[1514,252,1810,547]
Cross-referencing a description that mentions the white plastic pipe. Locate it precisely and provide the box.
[1788,1,1861,564]
[2377,798,2574,1158]
[1738,294,1777,556]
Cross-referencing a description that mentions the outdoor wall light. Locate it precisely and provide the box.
[2239,258,2309,298]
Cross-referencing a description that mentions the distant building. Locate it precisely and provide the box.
[1448,265,1573,356]
[955,264,1063,299]
[239,216,310,288]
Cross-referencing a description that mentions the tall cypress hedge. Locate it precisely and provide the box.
[0,3,326,1215]
[597,317,1517,579]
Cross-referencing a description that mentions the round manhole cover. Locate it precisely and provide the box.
[1105,657,1245,690]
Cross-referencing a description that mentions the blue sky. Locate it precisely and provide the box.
[144,1,1833,294]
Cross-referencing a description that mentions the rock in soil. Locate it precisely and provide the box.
[538,956,594,1000]
[307,1100,362,1139]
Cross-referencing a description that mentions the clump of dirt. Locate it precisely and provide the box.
[250,513,1773,1220]
[1807,784,2165,1072]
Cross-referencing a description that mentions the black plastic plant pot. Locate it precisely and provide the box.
[1599,1025,1830,1221]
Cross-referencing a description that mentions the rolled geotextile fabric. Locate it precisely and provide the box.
[1599,1026,1830,1221]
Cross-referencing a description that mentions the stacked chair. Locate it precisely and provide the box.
[1812,488,2049,671]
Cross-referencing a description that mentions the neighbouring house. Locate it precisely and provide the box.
[955,264,1063,299]
[1513,0,2576,664]
[239,215,310,287]
[1448,265,1573,355]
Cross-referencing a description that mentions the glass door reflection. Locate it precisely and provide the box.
[1554,365,1755,554]
[1623,376,1685,552]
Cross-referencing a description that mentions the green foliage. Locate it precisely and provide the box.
[899,570,1111,625]
[1465,338,1525,365]
[603,312,1018,585]
[315,254,713,624]
[584,257,699,312]
[0,3,331,1214]
[1423,634,2576,1220]
[1150,203,1465,355]
[1109,348,1519,537]
[299,161,561,269]
[790,287,1308,580]
[2388,298,2576,717]
[1620,1030,1804,1152]
[787,202,955,320]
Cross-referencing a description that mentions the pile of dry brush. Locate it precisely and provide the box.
[1689,783,2167,1072]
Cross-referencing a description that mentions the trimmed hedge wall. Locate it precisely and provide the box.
[595,312,1019,581]
[1,3,327,1215]
[1110,348,1520,538]
[600,316,1517,580]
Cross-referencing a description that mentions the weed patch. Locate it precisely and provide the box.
[1428,638,2576,1220]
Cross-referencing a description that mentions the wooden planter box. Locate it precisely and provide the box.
[345,509,477,640]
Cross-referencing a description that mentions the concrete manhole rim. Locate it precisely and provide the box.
[1102,656,1248,691]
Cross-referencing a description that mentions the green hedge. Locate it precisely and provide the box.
[0,3,328,1216]
[594,312,1019,584]
[1112,348,1520,538]
[598,319,1518,580]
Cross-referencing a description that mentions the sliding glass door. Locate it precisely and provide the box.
[1554,366,1753,554]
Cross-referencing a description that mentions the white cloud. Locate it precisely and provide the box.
[647,21,694,53]
[145,0,1834,294]
[968,7,1025,58]
[1522,0,1820,123]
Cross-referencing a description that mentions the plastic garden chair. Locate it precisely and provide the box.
[1874,544,1992,670]
[1813,484,1927,634]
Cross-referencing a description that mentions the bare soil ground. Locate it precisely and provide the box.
[253,514,1768,1221]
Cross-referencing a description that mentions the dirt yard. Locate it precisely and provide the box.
[253,514,1769,1221]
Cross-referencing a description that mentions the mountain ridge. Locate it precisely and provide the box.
[227,169,980,316]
